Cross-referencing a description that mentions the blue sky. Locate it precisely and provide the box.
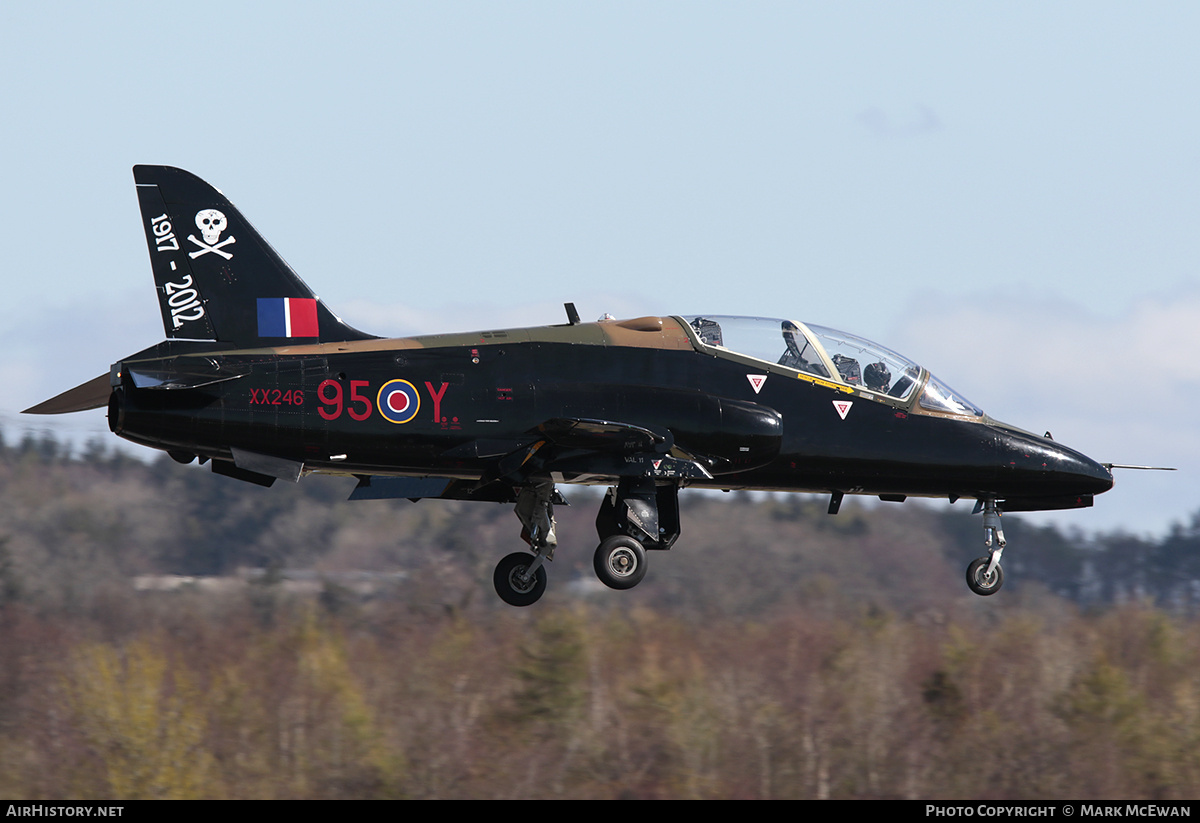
[1,2,1195,535]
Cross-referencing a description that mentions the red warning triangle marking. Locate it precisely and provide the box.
[747,374,767,394]
[833,400,853,420]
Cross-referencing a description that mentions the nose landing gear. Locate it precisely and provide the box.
[966,498,1006,596]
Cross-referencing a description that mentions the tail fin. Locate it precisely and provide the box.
[133,165,375,346]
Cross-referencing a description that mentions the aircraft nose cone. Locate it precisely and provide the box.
[1057,450,1114,495]
[996,429,1114,497]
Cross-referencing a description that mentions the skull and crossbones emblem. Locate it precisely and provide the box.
[188,209,237,260]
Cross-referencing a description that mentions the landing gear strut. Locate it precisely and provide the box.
[491,477,683,605]
[493,480,558,606]
[966,499,1006,596]
[592,478,679,591]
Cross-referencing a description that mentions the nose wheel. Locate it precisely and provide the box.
[966,556,1004,595]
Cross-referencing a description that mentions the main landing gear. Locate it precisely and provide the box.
[492,477,680,607]
[965,498,1006,596]
[493,552,547,607]
[593,535,647,590]
[493,480,557,607]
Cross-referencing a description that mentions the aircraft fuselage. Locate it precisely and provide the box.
[108,318,1113,509]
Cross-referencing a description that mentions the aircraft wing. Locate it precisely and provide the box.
[348,476,570,504]
[23,374,111,415]
[469,417,712,487]
[348,417,710,502]
[533,417,671,453]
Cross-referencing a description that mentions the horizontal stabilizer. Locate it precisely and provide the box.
[129,359,251,390]
[23,374,110,415]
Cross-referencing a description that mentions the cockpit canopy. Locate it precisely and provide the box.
[683,315,983,418]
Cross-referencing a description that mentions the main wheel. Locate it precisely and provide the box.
[494,552,547,606]
[966,556,1004,596]
[593,535,648,590]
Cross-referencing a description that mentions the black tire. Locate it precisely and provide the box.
[493,552,547,607]
[966,556,1004,596]
[593,535,647,590]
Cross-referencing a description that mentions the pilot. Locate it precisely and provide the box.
[864,361,891,393]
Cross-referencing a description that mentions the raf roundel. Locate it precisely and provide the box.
[377,379,421,424]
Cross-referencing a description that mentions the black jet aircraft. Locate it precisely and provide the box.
[27,166,1126,605]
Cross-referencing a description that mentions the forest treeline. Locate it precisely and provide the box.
[1,430,1199,798]
[2,429,1196,616]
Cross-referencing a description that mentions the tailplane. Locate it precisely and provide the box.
[133,165,375,346]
